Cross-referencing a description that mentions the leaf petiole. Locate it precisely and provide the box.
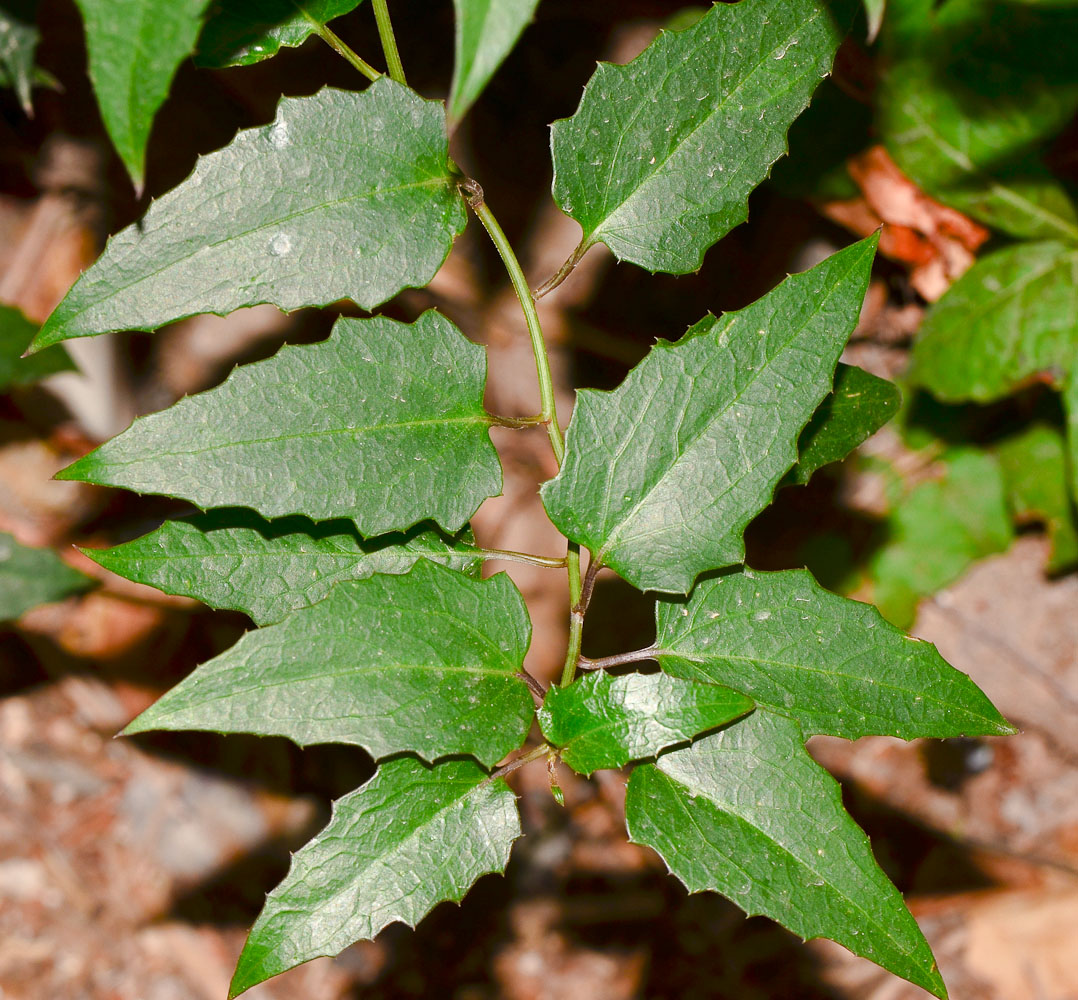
[371,0,407,85]
[475,547,567,570]
[578,646,660,671]
[314,22,380,81]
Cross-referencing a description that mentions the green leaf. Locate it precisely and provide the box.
[625,712,947,999]
[196,0,364,67]
[0,0,40,112]
[549,0,845,273]
[74,0,209,189]
[448,0,540,128]
[910,241,1078,403]
[787,364,900,486]
[31,79,467,352]
[85,509,483,625]
[123,559,534,766]
[230,756,520,997]
[541,236,877,595]
[58,312,502,536]
[654,566,1013,740]
[867,448,1014,627]
[0,533,93,621]
[996,424,1078,573]
[0,305,73,390]
[537,671,753,776]
[877,2,1078,242]
[864,0,885,41]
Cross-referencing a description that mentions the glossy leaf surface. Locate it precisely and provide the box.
[59,312,501,536]
[87,508,483,625]
[550,0,844,273]
[538,671,753,775]
[196,0,364,67]
[32,80,467,351]
[788,364,900,485]
[0,305,72,389]
[0,533,92,620]
[867,449,1013,627]
[542,237,876,594]
[449,0,540,127]
[74,0,208,189]
[655,566,1013,740]
[626,712,946,998]
[230,757,520,997]
[910,242,1078,403]
[123,560,534,766]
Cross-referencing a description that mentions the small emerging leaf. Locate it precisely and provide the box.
[864,0,885,41]
[542,236,877,594]
[538,671,753,775]
[74,0,209,189]
[449,0,540,127]
[196,0,365,67]
[86,509,483,625]
[123,559,535,766]
[788,364,900,486]
[59,312,502,536]
[0,533,93,621]
[550,0,846,273]
[32,79,466,352]
[230,756,520,997]
[626,712,947,998]
[0,305,73,390]
[654,566,1014,740]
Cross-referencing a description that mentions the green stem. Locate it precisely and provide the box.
[315,23,380,81]
[371,0,407,85]
[484,742,553,784]
[560,546,583,686]
[477,547,567,570]
[464,183,565,464]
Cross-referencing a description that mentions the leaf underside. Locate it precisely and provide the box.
[0,532,93,621]
[550,0,845,273]
[86,508,483,625]
[449,0,540,127]
[74,0,209,189]
[538,671,753,775]
[58,312,502,536]
[32,79,466,351]
[541,236,878,595]
[788,363,900,486]
[123,559,534,767]
[626,711,947,998]
[654,566,1014,740]
[196,0,365,67]
[230,757,520,997]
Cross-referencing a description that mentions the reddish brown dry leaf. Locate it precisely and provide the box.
[821,145,989,301]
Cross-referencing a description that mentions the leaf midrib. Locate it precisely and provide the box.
[899,96,1078,243]
[655,762,926,969]
[94,413,489,467]
[594,257,859,566]
[655,634,998,731]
